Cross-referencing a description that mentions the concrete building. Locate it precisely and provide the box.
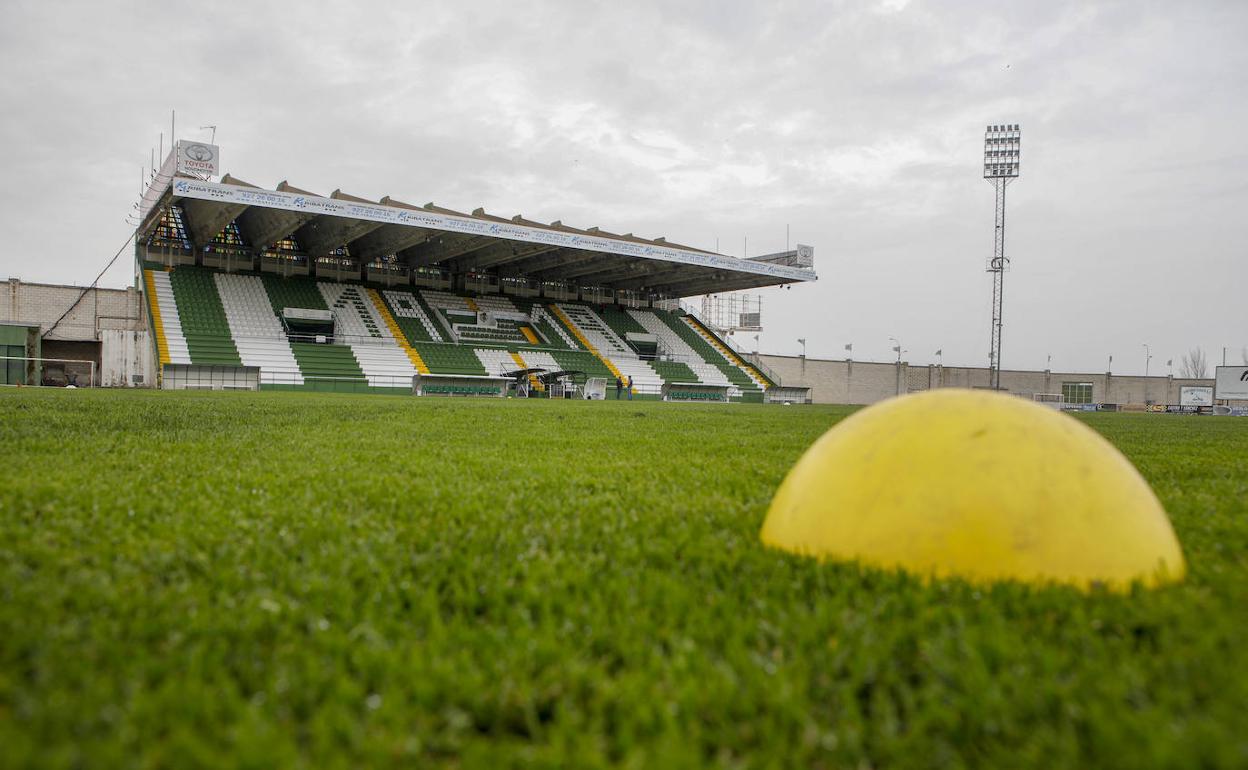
[0,278,153,386]
[756,354,1218,407]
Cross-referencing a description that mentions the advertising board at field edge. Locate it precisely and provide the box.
[1213,366,1248,401]
[1179,386,1214,407]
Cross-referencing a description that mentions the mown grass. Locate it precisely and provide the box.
[1,389,1246,769]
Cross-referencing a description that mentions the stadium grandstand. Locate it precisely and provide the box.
[134,141,817,400]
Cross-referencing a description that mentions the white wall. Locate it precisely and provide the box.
[100,329,154,387]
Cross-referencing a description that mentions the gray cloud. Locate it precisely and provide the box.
[1,0,1244,373]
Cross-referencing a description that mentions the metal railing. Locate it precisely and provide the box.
[261,370,409,390]
[743,352,781,385]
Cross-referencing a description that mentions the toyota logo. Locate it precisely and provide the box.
[184,143,214,162]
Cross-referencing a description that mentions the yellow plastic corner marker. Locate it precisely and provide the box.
[761,389,1185,591]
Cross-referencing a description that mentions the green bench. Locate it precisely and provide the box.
[423,384,500,396]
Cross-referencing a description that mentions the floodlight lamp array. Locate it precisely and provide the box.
[984,123,1021,179]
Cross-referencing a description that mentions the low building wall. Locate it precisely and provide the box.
[1,277,153,386]
[758,354,1219,406]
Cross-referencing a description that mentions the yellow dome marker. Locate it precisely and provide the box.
[761,389,1185,591]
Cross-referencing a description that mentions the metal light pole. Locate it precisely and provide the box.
[890,336,902,395]
[984,123,1021,390]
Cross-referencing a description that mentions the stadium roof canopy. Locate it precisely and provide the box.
[138,166,816,298]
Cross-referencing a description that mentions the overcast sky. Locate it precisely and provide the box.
[1,0,1244,373]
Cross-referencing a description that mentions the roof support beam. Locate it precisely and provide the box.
[546,253,633,280]
[517,250,603,279]
[498,248,582,276]
[350,195,435,260]
[349,225,432,261]
[402,233,497,267]
[177,173,256,249]
[294,215,387,257]
[559,257,650,283]
[235,207,315,252]
[292,190,388,257]
[611,264,695,291]
[457,242,558,270]
[233,180,320,251]
[181,199,248,249]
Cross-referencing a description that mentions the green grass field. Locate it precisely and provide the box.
[2,389,1246,768]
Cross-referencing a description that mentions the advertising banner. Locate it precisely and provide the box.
[168,178,817,282]
[1179,386,1214,407]
[1214,366,1248,401]
[175,141,219,177]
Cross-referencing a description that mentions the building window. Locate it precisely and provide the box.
[1062,382,1093,404]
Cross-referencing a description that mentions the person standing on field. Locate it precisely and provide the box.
[626,375,633,400]
[614,376,622,399]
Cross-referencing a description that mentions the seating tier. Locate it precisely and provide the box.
[167,267,242,366]
[146,265,771,397]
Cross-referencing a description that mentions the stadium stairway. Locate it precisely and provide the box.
[548,304,627,382]
[318,282,416,388]
[683,315,772,389]
[527,304,579,349]
[142,271,170,366]
[551,304,662,393]
[555,303,633,357]
[627,309,733,388]
[143,269,189,365]
[381,288,442,342]
[548,349,614,382]
[214,273,304,385]
[368,288,429,375]
[647,311,765,400]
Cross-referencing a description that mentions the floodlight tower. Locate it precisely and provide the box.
[984,123,1020,390]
